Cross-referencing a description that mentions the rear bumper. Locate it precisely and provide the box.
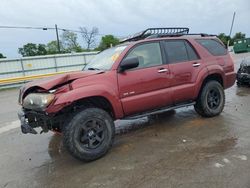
[225,72,236,89]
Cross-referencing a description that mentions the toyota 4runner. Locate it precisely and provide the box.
[18,28,236,161]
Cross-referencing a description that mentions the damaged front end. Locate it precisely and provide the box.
[237,59,250,86]
[18,88,57,134]
[17,74,75,134]
[18,91,64,134]
[18,92,70,135]
[18,71,104,134]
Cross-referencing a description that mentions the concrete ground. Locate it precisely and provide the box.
[0,53,250,188]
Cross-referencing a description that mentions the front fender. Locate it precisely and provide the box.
[47,84,124,119]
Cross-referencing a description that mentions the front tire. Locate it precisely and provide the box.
[63,108,115,161]
[194,81,225,117]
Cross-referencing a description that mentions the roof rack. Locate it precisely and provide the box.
[120,27,189,43]
[119,28,217,43]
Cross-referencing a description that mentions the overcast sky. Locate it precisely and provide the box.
[0,0,249,58]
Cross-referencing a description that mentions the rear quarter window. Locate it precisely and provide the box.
[196,39,227,56]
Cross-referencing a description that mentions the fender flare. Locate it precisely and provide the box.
[194,65,225,98]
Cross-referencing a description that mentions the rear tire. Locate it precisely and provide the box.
[194,81,225,117]
[63,108,115,161]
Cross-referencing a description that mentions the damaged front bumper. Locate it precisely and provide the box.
[18,110,37,134]
[18,108,54,134]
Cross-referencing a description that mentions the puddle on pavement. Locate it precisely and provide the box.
[115,110,177,134]
[195,137,238,157]
[235,86,250,97]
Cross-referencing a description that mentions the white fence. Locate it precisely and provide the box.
[0,52,98,79]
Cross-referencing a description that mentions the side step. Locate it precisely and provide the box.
[123,102,196,120]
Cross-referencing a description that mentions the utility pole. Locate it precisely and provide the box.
[229,12,236,37]
[228,12,236,47]
[55,24,61,53]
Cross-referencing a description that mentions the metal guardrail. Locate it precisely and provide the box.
[0,71,69,85]
[0,52,98,88]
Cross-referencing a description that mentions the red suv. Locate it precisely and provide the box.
[18,28,236,161]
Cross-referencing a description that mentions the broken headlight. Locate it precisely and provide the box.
[23,93,55,111]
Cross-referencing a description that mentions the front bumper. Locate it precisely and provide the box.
[18,108,63,134]
[18,110,37,134]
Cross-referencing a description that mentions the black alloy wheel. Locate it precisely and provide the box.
[63,108,115,161]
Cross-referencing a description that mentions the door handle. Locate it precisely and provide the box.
[158,68,168,73]
[193,63,200,67]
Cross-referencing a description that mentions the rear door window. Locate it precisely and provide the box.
[185,41,199,61]
[164,40,199,64]
[196,39,227,56]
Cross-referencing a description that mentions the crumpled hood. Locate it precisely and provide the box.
[20,70,103,96]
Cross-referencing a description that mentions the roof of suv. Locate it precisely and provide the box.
[119,27,217,44]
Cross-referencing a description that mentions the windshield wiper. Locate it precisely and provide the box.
[87,67,100,70]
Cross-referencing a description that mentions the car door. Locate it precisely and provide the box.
[163,40,204,104]
[117,42,172,116]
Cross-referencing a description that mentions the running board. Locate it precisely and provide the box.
[123,102,196,120]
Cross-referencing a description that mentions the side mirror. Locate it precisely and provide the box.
[119,57,139,72]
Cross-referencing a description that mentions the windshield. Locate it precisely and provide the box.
[83,45,127,71]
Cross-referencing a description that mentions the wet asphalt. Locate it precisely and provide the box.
[0,53,250,188]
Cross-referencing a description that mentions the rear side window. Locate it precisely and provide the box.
[164,40,199,63]
[196,39,227,56]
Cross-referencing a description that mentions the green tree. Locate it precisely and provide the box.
[46,40,64,54]
[0,53,6,59]
[232,32,246,41]
[98,35,120,51]
[218,33,231,46]
[61,31,82,52]
[37,44,47,55]
[18,43,47,57]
